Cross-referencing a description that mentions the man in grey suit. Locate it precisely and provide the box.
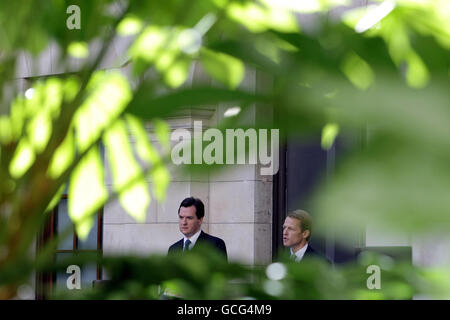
[168,197,227,261]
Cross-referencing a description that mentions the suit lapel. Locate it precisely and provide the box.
[176,239,184,250]
[192,230,206,250]
[304,244,315,256]
[197,230,206,242]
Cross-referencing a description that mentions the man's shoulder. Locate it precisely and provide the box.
[198,231,227,260]
[305,245,330,263]
[199,231,225,245]
[305,245,318,255]
[168,239,183,252]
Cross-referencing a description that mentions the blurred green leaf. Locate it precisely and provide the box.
[0,116,13,144]
[405,51,430,88]
[1,0,450,301]
[127,86,266,119]
[129,25,192,87]
[321,123,339,150]
[74,71,132,153]
[200,48,245,89]
[153,119,171,152]
[260,0,350,13]
[68,148,107,240]
[125,115,161,164]
[104,120,149,223]
[163,55,191,89]
[125,115,170,202]
[47,130,75,179]
[117,15,143,36]
[151,165,170,203]
[341,52,375,90]
[8,138,35,179]
[45,184,66,213]
[226,1,299,33]
[68,41,89,59]
[27,113,52,153]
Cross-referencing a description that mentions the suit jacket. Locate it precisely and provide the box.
[281,244,330,264]
[303,245,322,260]
[168,230,228,261]
[302,245,331,264]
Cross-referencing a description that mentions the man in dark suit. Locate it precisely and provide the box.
[168,197,227,261]
[283,209,328,263]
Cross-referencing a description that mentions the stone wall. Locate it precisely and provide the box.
[102,62,273,265]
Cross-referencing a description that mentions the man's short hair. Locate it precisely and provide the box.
[178,197,205,219]
[287,209,312,241]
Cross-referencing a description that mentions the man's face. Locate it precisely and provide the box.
[179,205,203,238]
[283,216,309,250]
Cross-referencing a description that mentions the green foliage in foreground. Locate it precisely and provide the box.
[0,0,449,299]
[41,246,446,300]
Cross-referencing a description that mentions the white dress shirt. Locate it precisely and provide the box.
[290,243,308,262]
[183,229,202,250]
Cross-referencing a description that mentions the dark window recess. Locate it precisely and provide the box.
[273,130,365,264]
[35,195,103,300]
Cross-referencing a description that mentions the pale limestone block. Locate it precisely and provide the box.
[365,225,410,247]
[1,79,27,108]
[66,54,83,73]
[209,223,254,264]
[254,223,272,265]
[99,35,133,69]
[103,153,113,187]
[166,155,210,183]
[187,168,211,183]
[103,191,157,224]
[103,149,172,187]
[36,44,54,76]
[146,157,209,183]
[208,164,256,182]
[125,115,217,184]
[198,223,209,235]
[255,162,276,182]
[113,35,134,64]
[209,181,254,223]
[412,233,450,268]
[190,182,210,223]
[16,51,32,78]
[240,66,256,93]
[156,182,210,223]
[191,60,212,86]
[166,163,197,183]
[99,35,138,69]
[103,223,180,256]
[47,42,63,74]
[156,182,191,222]
[254,181,272,224]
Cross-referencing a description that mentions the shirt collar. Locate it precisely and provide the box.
[183,229,202,248]
[290,243,308,262]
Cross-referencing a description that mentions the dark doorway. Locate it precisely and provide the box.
[273,130,366,263]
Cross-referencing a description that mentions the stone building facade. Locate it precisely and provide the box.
[11,23,450,299]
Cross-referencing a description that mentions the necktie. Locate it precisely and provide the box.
[290,254,296,261]
[183,239,191,252]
